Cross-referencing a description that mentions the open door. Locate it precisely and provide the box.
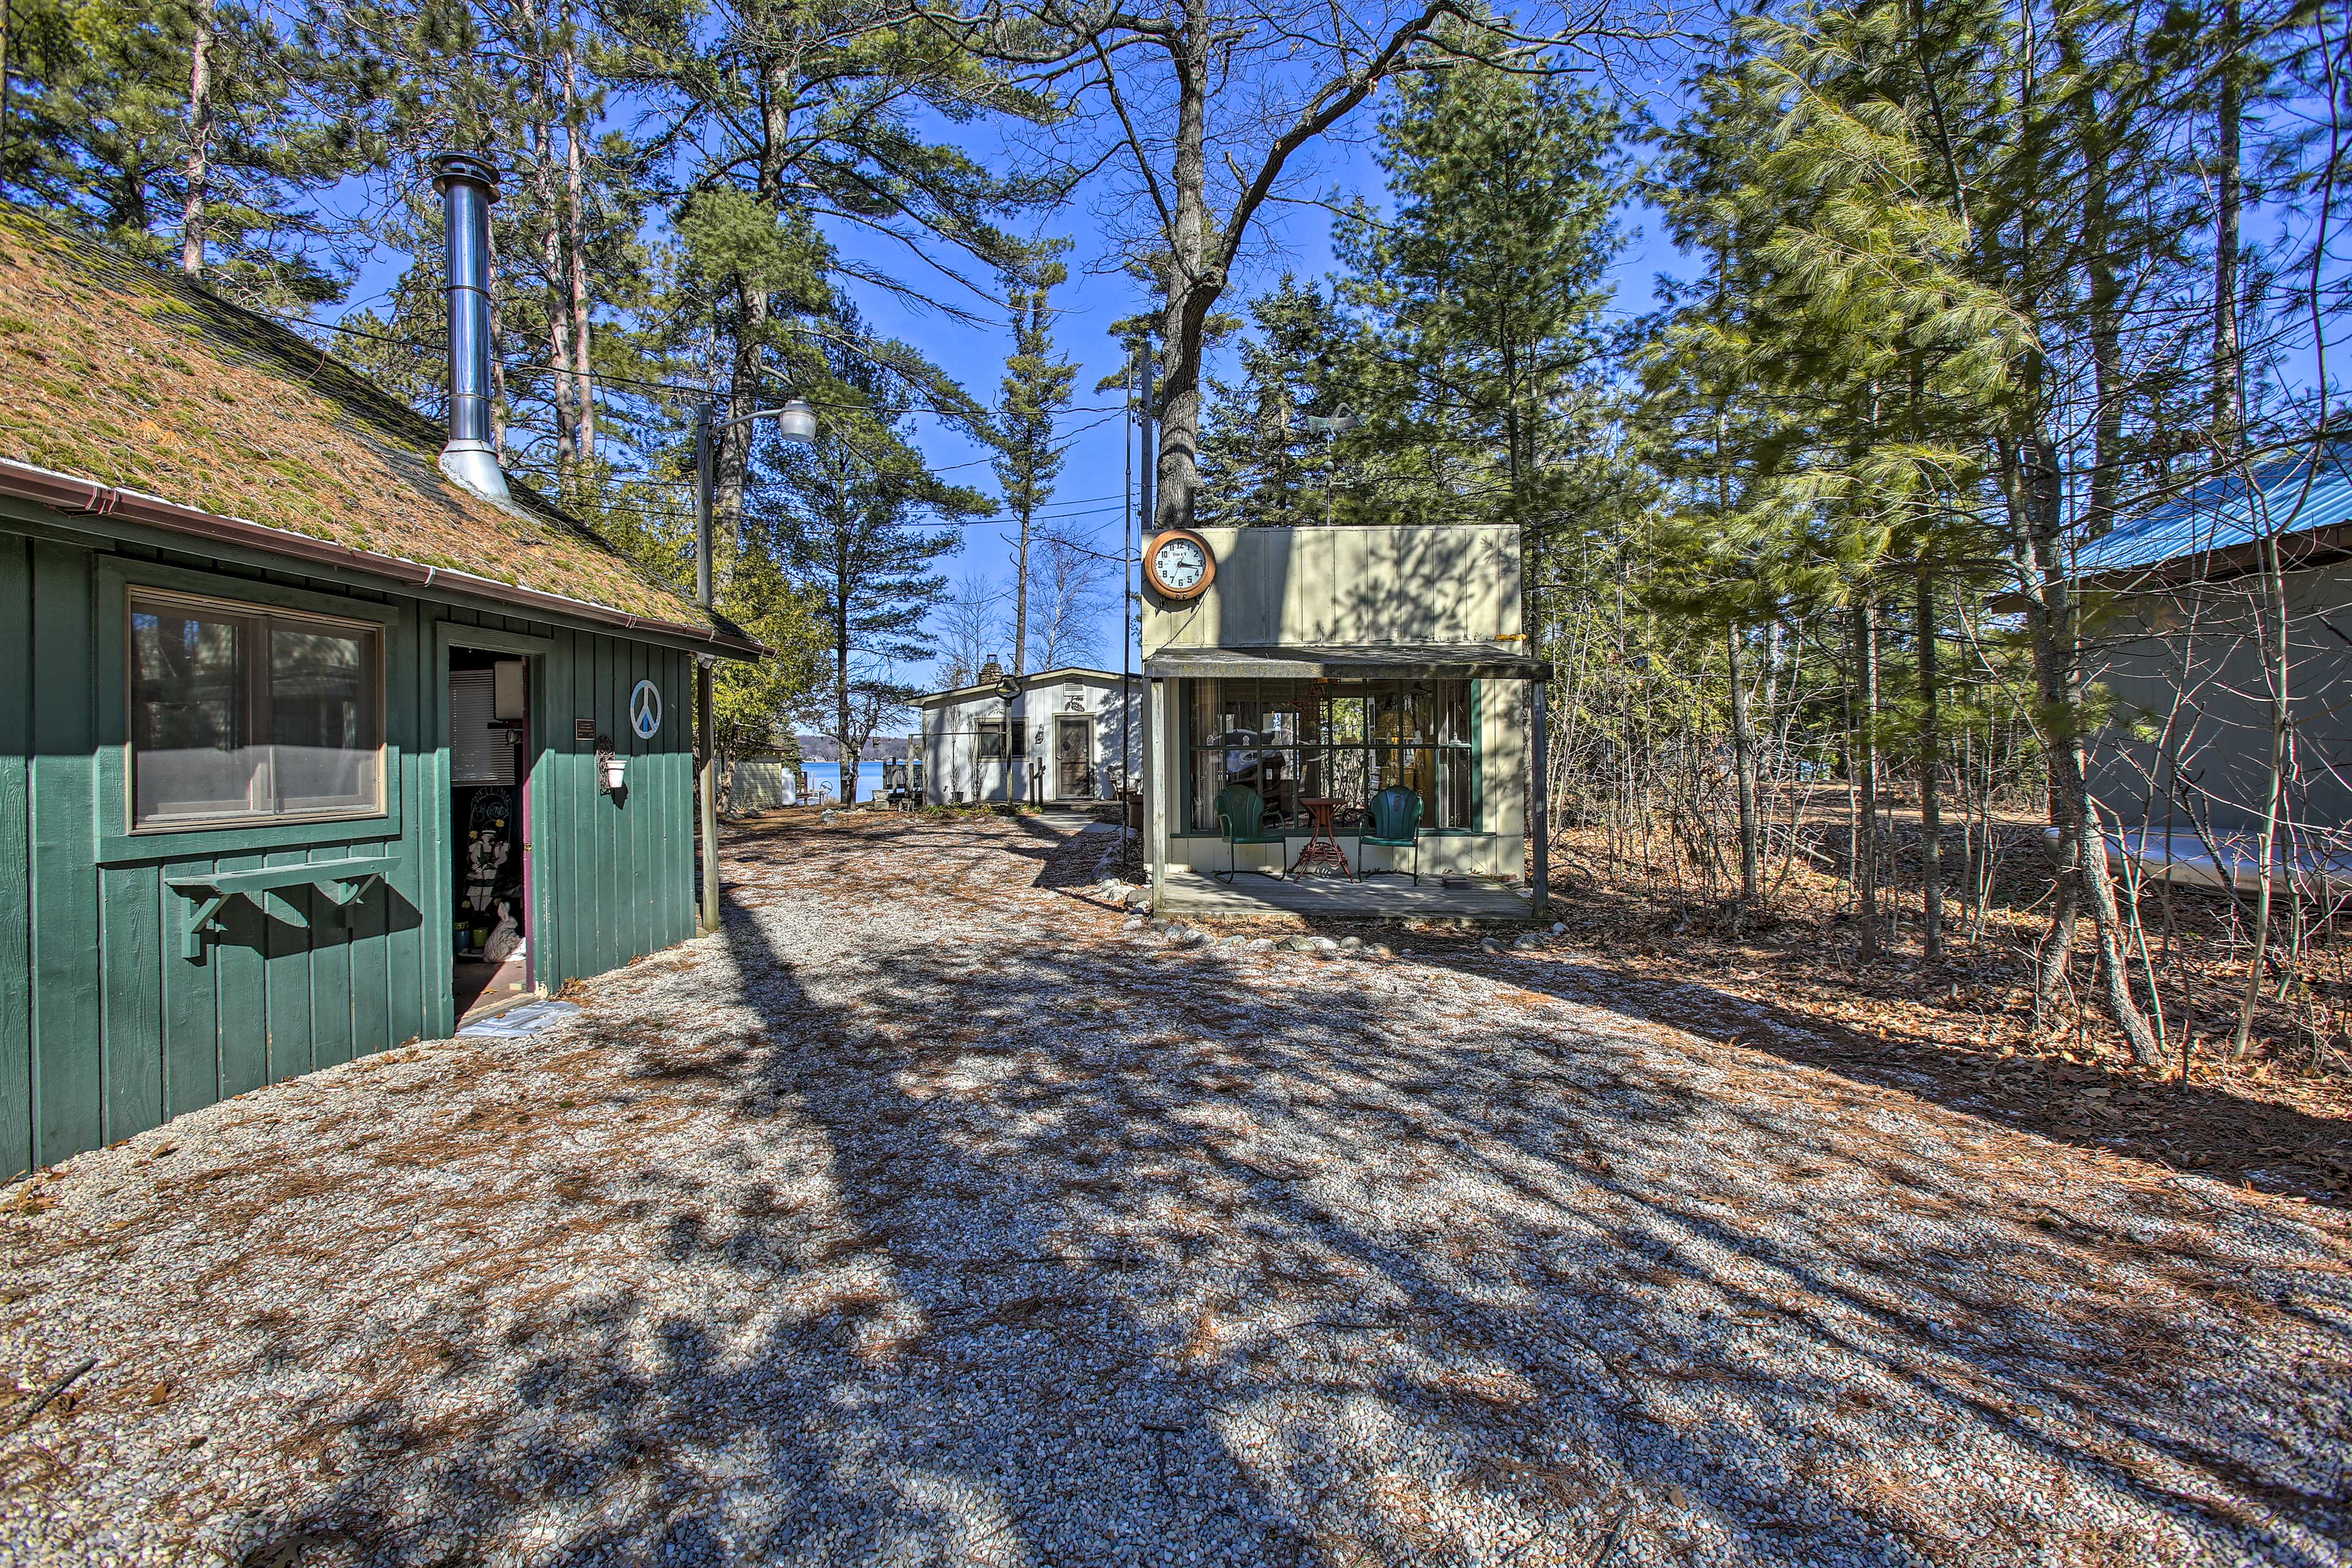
[450,649,535,1022]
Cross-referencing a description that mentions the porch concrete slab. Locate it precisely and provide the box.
[1155,865,1530,921]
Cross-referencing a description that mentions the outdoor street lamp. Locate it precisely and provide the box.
[692,398,818,934]
[1295,411,1363,527]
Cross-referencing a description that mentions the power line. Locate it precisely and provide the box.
[280,311,1145,416]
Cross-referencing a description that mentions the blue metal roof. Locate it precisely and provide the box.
[2074,439,2352,577]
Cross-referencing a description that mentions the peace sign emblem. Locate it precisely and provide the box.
[629,679,662,740]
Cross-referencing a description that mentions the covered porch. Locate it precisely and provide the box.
[1142,641,1554,919]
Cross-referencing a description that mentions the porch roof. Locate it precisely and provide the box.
[1143,643,1551,682]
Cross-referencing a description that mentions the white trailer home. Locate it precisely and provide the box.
[916,663,1144,806]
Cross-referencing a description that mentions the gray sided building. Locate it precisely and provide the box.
[2083,442,2352,880]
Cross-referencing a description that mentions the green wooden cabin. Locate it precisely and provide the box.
[0,207,758,1180]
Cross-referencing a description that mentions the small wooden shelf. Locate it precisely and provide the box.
[166,856,399,960]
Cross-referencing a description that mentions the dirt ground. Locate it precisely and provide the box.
[4,811,2350,1567]
[1533,823,2352,1208]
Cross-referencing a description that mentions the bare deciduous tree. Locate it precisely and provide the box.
[935,566,1008,687]
[1025,528,1113,671]
[978,0,1655,530]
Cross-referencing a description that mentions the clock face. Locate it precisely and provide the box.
[1148,530,1215,600]
[1158,538,1205,589]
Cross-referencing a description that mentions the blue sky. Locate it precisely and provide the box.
[824,112,1686,693]
[317,72,1685,698]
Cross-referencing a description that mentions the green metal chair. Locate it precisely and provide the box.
[1213,784,1287,883]
[1357,786,1423,884]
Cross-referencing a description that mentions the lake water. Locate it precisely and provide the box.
[801,760,889,804]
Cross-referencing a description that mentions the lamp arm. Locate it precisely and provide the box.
[712,404,805,433]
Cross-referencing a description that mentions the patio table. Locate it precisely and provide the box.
[1287,796,1356,880]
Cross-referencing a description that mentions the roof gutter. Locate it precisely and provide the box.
[0,457,765,658]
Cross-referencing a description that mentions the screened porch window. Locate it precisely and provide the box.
[1185,676,1473,834]
[129,589,384,829]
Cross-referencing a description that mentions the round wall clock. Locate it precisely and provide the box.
[1144,529,1216,601]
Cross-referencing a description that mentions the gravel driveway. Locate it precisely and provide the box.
[5,812,2350,1567]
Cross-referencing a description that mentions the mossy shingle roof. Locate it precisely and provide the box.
[0,205,731,638]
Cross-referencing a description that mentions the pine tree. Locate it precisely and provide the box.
[2,0,366,305]
[769,306,992,802]
[992,249,1077,673]
[1332,59,1626,537]
[1196,276,1357,528]
[617,0,1054,569]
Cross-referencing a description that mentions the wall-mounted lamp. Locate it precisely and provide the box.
[596,734,627,796]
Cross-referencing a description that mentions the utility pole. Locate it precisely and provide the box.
[1121,350,1135,810]
[693,396,817,933]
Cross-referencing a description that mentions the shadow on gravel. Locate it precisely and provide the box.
[247,818,2352,1567]
[799,933,2350,1566]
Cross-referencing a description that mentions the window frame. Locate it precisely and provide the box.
[1175,674,1483,837]
[126,585,388,833]
[96,561,405,865]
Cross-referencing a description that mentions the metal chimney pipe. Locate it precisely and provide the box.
[431,150,510,504]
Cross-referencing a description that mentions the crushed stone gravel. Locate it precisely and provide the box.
[4,812,2350,1567]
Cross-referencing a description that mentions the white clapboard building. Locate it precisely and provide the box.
[916,662,1143,806]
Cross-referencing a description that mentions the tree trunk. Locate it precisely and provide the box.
[1852,594,1880,960]
[1918,568,1942,959]
[1014,505,1030,676]
[1153,0,1218,532]
[836,581,855,805]
[533,116,575,467]
[1728,621,1759,907]
[179,0,213,274]
[717,66,794,595]
[2232,529,2293,1058]
[2082,107,2122,540]
[2008,426,2164,1061]
[563,41,595,464]
[485,214,508,461]
[2214,0,2242,457]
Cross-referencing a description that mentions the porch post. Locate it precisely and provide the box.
[1147,678,1167,909]
[1530,678,1550,920]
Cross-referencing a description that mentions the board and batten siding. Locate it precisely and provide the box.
[0,524,698,1180]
